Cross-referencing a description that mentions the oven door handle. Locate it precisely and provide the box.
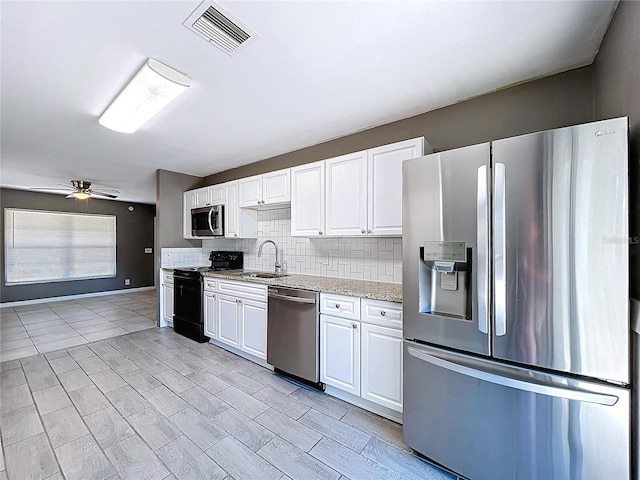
[268,292,316,304]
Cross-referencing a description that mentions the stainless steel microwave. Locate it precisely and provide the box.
[191,205,224,236]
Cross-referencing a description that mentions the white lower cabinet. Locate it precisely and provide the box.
[320,314,361,395]
[212,280,267,360]
[203,290,217,339]
[217,294,241,348]
[240,299,268,359]
[162,284,174,325]
[320,293,403,414]
[160,270,174,327]
[360,323,403,411]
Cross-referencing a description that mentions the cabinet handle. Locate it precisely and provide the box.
[234,233,238,237]
[352,323,357,329]
[318,231,323,235]
[335,304,340,309]
[380,310,386,316]
[361,229,366,234]
[367,229,372,234]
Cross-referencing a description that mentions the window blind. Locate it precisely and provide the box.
[5,208,116,285]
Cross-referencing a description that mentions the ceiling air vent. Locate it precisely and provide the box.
[183,1,257,55]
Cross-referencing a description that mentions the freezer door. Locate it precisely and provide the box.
[403,143,490,355]
[403,341,630,480]
[492,117,629,384]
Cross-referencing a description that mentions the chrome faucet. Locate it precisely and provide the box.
[258,239,286,273]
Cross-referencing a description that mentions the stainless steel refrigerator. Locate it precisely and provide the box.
[402,117,631,480]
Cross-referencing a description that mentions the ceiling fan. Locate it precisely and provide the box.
[31,180,120,199]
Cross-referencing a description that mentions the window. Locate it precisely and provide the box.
[5,209,116,285]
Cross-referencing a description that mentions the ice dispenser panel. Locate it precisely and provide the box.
[419,241,471,319]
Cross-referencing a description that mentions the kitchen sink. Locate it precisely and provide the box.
[238,272,289,279]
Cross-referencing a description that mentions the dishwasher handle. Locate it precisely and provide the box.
[268,292,317,304]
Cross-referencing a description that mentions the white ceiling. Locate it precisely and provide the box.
[1,0,617,205]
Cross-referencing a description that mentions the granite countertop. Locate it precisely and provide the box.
[201,270,402,303]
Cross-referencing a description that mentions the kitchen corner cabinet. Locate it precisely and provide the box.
[320,293,403,413]
[325,137,427,236]
[239,168,290,207]
[291,160,325,236]
[224,181,257,238]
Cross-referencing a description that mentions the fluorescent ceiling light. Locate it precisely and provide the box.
[99,59,190,134]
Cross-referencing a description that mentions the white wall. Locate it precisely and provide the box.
[202,207,402,283]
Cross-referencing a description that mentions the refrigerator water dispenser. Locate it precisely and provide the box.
[418,241,471,319]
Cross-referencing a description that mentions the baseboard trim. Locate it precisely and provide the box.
[1,286,156,308]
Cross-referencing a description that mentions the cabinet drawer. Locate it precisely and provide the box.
[162,270,174,284]
[320,293,360,320]
[203,277,217,292]
[361,299,402,329]
[218,279,267,302]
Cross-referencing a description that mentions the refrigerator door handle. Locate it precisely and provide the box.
[407,345,619,406]
[477,165,489,334]
[493,162,507,336]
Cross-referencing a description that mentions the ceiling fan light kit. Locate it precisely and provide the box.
[98,59,190,134]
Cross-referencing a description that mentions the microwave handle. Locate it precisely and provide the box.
[207,208,214,233]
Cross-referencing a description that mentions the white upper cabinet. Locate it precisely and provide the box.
[325,152,368,236]
[194,184,226,208]
[367,137,425,236]
[225,181,257,239]
[291,160,325,237]
[324,137,427,236]
[183,190,197,239]
[239,168,290,207]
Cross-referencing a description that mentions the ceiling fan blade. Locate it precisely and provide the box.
[90,191,119,199]
[31,187,75,192]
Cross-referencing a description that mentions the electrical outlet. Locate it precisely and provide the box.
[124,279,131,286]
[144,248,152,254]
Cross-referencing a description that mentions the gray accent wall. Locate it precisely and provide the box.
[593,0,640,300]
[204,67,594,185]
[155,169,202,249]
[0,188,155,303]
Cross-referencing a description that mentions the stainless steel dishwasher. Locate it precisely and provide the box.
[267,286,320,385]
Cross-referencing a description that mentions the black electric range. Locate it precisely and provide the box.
[173,251,243,342]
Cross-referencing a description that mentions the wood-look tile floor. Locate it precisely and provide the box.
[0,304,460,480]
[0,291,157,362]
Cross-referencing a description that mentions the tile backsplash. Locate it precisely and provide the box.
[201,207,402,283]
[160,247,207,268]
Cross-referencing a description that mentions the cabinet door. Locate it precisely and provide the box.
[367,137,424,236]
[163,284,174,324]
[225,181,239,238]
[195,187,210,207]
[240,299,267,359]
[217,294,240,348]
[262,169,290,205]
[209,185,226,205]
[183,191,196,238]
[325,152,368,236]
[291,161,325,236]
[238,175,262,207]
[320,315,360,395]
[203,290,217,339]
[361,323,403,412]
